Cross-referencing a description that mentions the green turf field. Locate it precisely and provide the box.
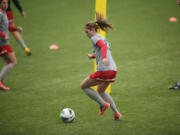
[0,0,180,135]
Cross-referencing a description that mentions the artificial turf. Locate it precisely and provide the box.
[0,0,179,135]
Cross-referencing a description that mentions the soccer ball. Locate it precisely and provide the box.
[60,108,75,123]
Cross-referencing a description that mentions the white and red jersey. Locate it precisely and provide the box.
[0,11,18,46]
[0,12,9,46]
[91,33,117,71]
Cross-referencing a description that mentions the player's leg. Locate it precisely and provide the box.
[0,52,17,90]
[81,76,101,89]
[6,11,31,56]
[10,31,31,56]
[80,76,106,107]
[0,52,17,81]
[98,82,122,120]
[2,51,17,65]
[98,82,118,114]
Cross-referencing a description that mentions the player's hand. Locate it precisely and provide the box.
[88,54,95,59]
[21,11,26,19]
[102,58,109,66]
[4,35,9,40]
[17,27,23,32]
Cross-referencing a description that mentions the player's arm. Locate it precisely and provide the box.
[88,54,96,59]
[8,25,23,32]
[0,31,8,40]
[96,40,109,65]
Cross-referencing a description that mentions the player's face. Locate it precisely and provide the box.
[84,28,95,38]
[0,0,8,11]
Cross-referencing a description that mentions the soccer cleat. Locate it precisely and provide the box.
[113,112,122,120]
[169,83,180,90]
[24,48,32,56]
[0,81,10,90]
[99,102,110,115]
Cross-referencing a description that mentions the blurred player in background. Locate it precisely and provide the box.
[0,0,23,90]
[6,0,31,56]
[178,0,180,6]
[80,12,122,120]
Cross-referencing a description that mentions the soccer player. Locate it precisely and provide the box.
[80,12,122,120]
[6,0,31,56]
[0,0,22,90]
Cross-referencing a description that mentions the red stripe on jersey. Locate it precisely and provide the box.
[96,40,107,59]
[8,25,18,31]
[0,32,6,38]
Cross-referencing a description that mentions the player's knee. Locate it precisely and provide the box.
[80,83,84,90]
[80,83,86,90]
[12,61,17,66]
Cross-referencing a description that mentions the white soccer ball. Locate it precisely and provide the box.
[60,108,75,123]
